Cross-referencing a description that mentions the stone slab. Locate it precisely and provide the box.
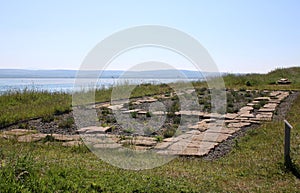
[17,133,47,142]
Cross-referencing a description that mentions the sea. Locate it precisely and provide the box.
[0,78,200,94]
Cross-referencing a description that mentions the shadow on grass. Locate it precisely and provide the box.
[285,157,300,179]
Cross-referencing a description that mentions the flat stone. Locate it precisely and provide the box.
[137,111,148,114]
[269,91,281,97]
[227,122,251,128]
[191,133,231,143]
[136,98,158,103]
[62,141,83,147]
[225,113,238,120]
[179,147,200,156]
[263,103,278,108]
[151,111,167,115]
[2,129,37,136]
[206,127,240,134]
[239,113,255,118]
[95,103,110,108]
[175,111,204,116]
[77,126,111,134]
[254,113,273,121]
[17,133,48,142]
[187,142,218,156]
[107,104,123,111]
[225,120,239,124]
[203,113,223,119]
[254,97,270,101]
[122,109,142,113]
[204,133,231,143]
[239,106,253,112]
[258,108,276,112]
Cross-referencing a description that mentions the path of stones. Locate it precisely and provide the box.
[0,90,291,157]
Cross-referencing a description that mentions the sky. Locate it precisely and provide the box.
[0,0,300,73]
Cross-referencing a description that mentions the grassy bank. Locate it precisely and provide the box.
[222,67,300,90]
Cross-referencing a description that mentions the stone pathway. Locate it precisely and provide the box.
[0,91,290,157]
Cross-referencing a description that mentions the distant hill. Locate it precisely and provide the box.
[0,69,222,79]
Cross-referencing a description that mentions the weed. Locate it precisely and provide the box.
[58,117,74,128]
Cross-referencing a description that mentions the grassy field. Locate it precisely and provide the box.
[1,67,300,192]
[1,91,300,192]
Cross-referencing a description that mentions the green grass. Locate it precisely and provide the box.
[1,93,300,192]
[222,66,300,90]
[0,89,71,128]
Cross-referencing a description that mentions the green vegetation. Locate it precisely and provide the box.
[0,89,71,128]
[222,67,300,89]
[0,93,300,191]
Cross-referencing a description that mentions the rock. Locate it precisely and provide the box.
[224,120,239,124]
[2,129,37,136]
[107,104,123,111]
[136,98,157,103]
[239,113,255,118]
[239,106,254,112]
[224,113,238,120]
[206,127,241,134]
[151,111,167,115]
[122,109,142,114]
[77,126,111,134]
[203,113,223,119]
[254,97,270,101]
[137,110,148,115]
[17,133,47,142]
[263,103,278,108]
[254,113,273,121]
[175,111,204,116]
[227,122,251,128]
[258,108,276,112]
[203,133,231,143]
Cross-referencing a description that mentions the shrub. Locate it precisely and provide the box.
[163,128,176,138]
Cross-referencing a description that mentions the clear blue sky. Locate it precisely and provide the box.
[0,0,300,73]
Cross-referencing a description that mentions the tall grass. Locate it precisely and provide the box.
[0,89,71,128]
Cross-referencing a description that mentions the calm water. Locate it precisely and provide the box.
[0,78,199,94]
